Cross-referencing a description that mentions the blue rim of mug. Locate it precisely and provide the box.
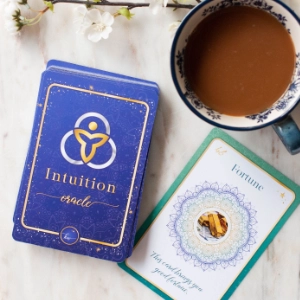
[170,0,300,131]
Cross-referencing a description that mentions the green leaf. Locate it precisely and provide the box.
[93,0,101,2]
[117,7,134,20]
[44,1,54,12]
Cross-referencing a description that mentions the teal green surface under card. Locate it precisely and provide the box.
[119,128,300,299]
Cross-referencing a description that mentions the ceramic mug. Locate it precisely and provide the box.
[171,0,300,155]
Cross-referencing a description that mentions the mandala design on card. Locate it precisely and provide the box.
[167,182,257,271]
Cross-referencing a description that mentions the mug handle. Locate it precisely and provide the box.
[272,115,300,155]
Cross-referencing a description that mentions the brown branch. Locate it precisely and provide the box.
[50,0,195,10]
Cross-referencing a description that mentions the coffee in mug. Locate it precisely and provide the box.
[171,0,300,154]
[184,6,296,116]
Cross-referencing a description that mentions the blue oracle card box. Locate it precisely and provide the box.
[12,60,159,262]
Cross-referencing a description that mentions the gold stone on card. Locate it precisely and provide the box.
[199,211,228,238]
[210,213,224,238]
[198,215,209,226]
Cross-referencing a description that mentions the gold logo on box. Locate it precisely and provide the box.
[60,112,116,169]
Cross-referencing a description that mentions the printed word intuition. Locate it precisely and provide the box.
[45,168,116,193]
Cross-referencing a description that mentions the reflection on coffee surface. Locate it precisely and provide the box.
[184,6,296,116]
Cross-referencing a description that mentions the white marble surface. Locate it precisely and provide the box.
[1,1,300,299]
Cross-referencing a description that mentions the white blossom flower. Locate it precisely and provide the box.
[168,20,181,36]
[149,0,168,15]
[4,1,19,17]
[1,0,20,8]
[73,7,114,42]
[73,5,91,34]
[5,19,19,34]
[4,2,23,34]
[85,10,114,42]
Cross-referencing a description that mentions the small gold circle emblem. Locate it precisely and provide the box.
[88,121,98,131]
